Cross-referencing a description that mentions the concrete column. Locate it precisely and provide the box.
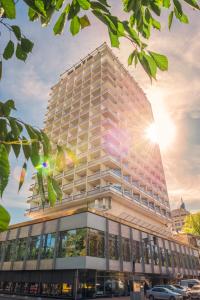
[168,240,175,273]
[139,231,145,273]
[52,218,61,269]
[119,223,123,272]
[148,234,154,274]
[36,221,45,270]
[105,218,109,271]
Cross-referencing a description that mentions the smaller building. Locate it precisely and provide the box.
[171,200,190,233]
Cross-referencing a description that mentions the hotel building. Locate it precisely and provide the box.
[0,43,199,298]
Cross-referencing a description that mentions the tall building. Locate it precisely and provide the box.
[27,43,171,236]
[0,44,199,298]
[171,199,190,233]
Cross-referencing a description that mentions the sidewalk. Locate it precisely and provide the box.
[0,295,130,300]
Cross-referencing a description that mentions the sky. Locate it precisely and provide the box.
[0,2,200,224]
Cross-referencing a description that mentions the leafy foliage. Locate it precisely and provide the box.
[183,213,200,236]
[0,99,65,230]
[0,0,199,80]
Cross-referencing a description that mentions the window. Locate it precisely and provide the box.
[122,238,131,262]
[108,234,119,260]
[132,240,142,263]
[152,245,159,265]
[160,248,166,266]
[88,229,105,258]
[58,228,87,257]
[4,240,16,262]
[143,242,151,265]
[41,233,56,259]
[27,235,41,260]
[166,249,172,267]
[16,238,27,261]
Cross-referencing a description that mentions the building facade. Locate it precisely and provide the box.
[0,43,199,298]
[171,201,190,233]
[0,210,199,298]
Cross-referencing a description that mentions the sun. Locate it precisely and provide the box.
[145,123,158,144]
[145,121,176,151]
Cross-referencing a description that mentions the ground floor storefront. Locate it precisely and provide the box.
[0,269,190,299]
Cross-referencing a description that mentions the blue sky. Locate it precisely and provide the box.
[0,2,200,224]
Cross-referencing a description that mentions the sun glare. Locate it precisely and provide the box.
[145,121,176,151]
[145,123,158,144]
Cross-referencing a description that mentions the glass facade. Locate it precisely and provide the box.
[27,235,41,260]
[87,228,105,258]
[58,228,87,257]
[108,234,119,260]
[41,233,56,259]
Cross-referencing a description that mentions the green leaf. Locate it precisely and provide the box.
[47,177,57,207]
[56,0,65,10]
[0,144,10,197]
[163,0,171,8]
[2,100,16,117]
[37,172,46,207]
[16,44,28,61]
[0,119,7,140]
[173,0,183,15]
[70,16,81,36]
[79,15,91,29]
[28,7,39,21]
[22,138,31,161]
[41,130,51,156]
[11,25,21,40]
[0,61,2,80]
[122,21,141,47]
[168,11,174,29]
[183,0,199,9]
[138,52,157,80]
[21,38,34,53]
[34,0,47,16]
[0,205,10,232]
[174,7,189,23]
[90,1,110,13]
[8,118,22,138]
[77,0,91,9]
[12,143,21,158]
[150,1,161,16]
[3,41,15,60]
[53,11,67,34]
[148,51,168,71]
[128,50,136,66]
[18,162,27,192]
[152,18,161,30]
[1,0,16,19]
[51,177,62,202]
[108,28,119,48]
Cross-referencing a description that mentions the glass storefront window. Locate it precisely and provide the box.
[58,228,87,257]
[108,234,119,260]
[4,240,16,262]
[122,237,130,262]
[16,238,27,261]
[132,240,142,263]
[160,248,166,266]
[152,245,159,265]
[143,242,151,265]
[165,249,172,267]
[88,228,105,258]
[27,235,41,260]
[41,233,56,259]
